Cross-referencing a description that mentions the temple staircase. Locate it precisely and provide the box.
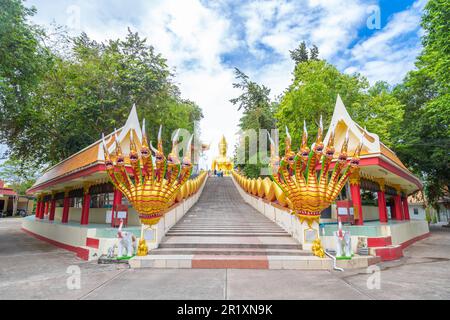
[130,177,330,269]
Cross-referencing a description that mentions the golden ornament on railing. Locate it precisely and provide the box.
[268,118,364,228]
[102,122,193,226]
[263,178,276,201]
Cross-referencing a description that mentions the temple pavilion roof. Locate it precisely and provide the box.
[27,105,144,195]
[323,95,422,195]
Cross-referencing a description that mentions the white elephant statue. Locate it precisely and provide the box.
[117,219,136,257]
[334,221,352,258]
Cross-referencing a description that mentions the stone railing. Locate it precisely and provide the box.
[147,171,208,249]
[231,171,293,209]
[230,171,317,247]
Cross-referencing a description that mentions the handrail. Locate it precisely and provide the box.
[325,251,344,272]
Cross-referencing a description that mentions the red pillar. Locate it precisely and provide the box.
[393,194,403,220]
[112,189,122,227]
[61,194,70,224]
[49,198,56,221]
[35,199,42,219]
[377,190,388,223]
[349,171,363,225]
[402,196,410,220]
[80,185,91,225]
[37,199,43,219]
[44,201,49,217]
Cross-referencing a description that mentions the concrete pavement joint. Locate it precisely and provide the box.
[78,269,128,300]
[328,270,375,300]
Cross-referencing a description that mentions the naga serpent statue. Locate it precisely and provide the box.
[268,117,364,229]
[102,120,193,227]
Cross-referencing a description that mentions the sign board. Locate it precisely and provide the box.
[117,211,127,219]
[105,210,112,223]
[304,229,318,243]
[144,229,155,241]
[106,210,128,224]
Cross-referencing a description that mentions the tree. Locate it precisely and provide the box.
[393,0,449,207]
[276,60,407,155]
[310,45,319,60]
[289,41,309,64]
[0,26,203,167]
[276,60,368,147]
[360,81,404,148]
[230,68,276,130]
[0,157,41,194]
[230,68,276,178]
[0,0,52,160]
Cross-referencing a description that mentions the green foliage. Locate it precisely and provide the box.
[0,0,53,160]
[0,9,203,167]
[276,60,368,148]
[360,82,404,148]
[425,208,432,224]
[393,0,450,207]
[0,157,41,194]
[290,42,320,65]
[310,45,319,61]
[230,68,276,177]
[290,41,309,64]
[230,68,276,130]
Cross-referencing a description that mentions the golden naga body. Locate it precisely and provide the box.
[268,117,364,228]
[311,238,325,258]
[102,121,193,226]
[137,238,148,256]
[211,135,233,173]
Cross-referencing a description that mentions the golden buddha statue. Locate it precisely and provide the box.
[211,135,233,174]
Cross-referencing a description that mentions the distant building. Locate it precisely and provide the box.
[409,190,450,223]
[0,180,34,216]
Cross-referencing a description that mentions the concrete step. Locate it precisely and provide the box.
[166,232,290,237]
[149,247,309,256]
[129,254,379,270]
[369,244,403,261]
[159,242,302,249]
[367,236,392,247]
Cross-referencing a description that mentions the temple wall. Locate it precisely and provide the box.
[53,207,142,226]
[22,216,95,248]
[22,175,208,261]
[362,205,380,221]
[389,220,430,245]
[232,175,430,255]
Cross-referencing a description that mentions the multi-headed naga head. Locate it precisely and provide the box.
[299,120,310,161]
[324,126,336,159]
[129,130,139,165]
[268,116,364,228]
[150,125,166,164]
[338,129,350,162]
[349,128,365,167]
[283,126,295,168]
[181,135,193,169]
[102,121,193,226]
[140,119,151,160]
[114,129,125,167]
[313,115,324,156]
[102,133,114,171]
[167,129,181,166]
[267,132,280,171]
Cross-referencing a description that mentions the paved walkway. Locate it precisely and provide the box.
[1,210,450,299]
[151,177,305,266]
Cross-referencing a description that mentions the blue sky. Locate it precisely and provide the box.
[22,0,426,166]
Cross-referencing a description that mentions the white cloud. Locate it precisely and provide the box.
[345,0,426,84]
[28,0,242,168]
[24,0,425,167]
